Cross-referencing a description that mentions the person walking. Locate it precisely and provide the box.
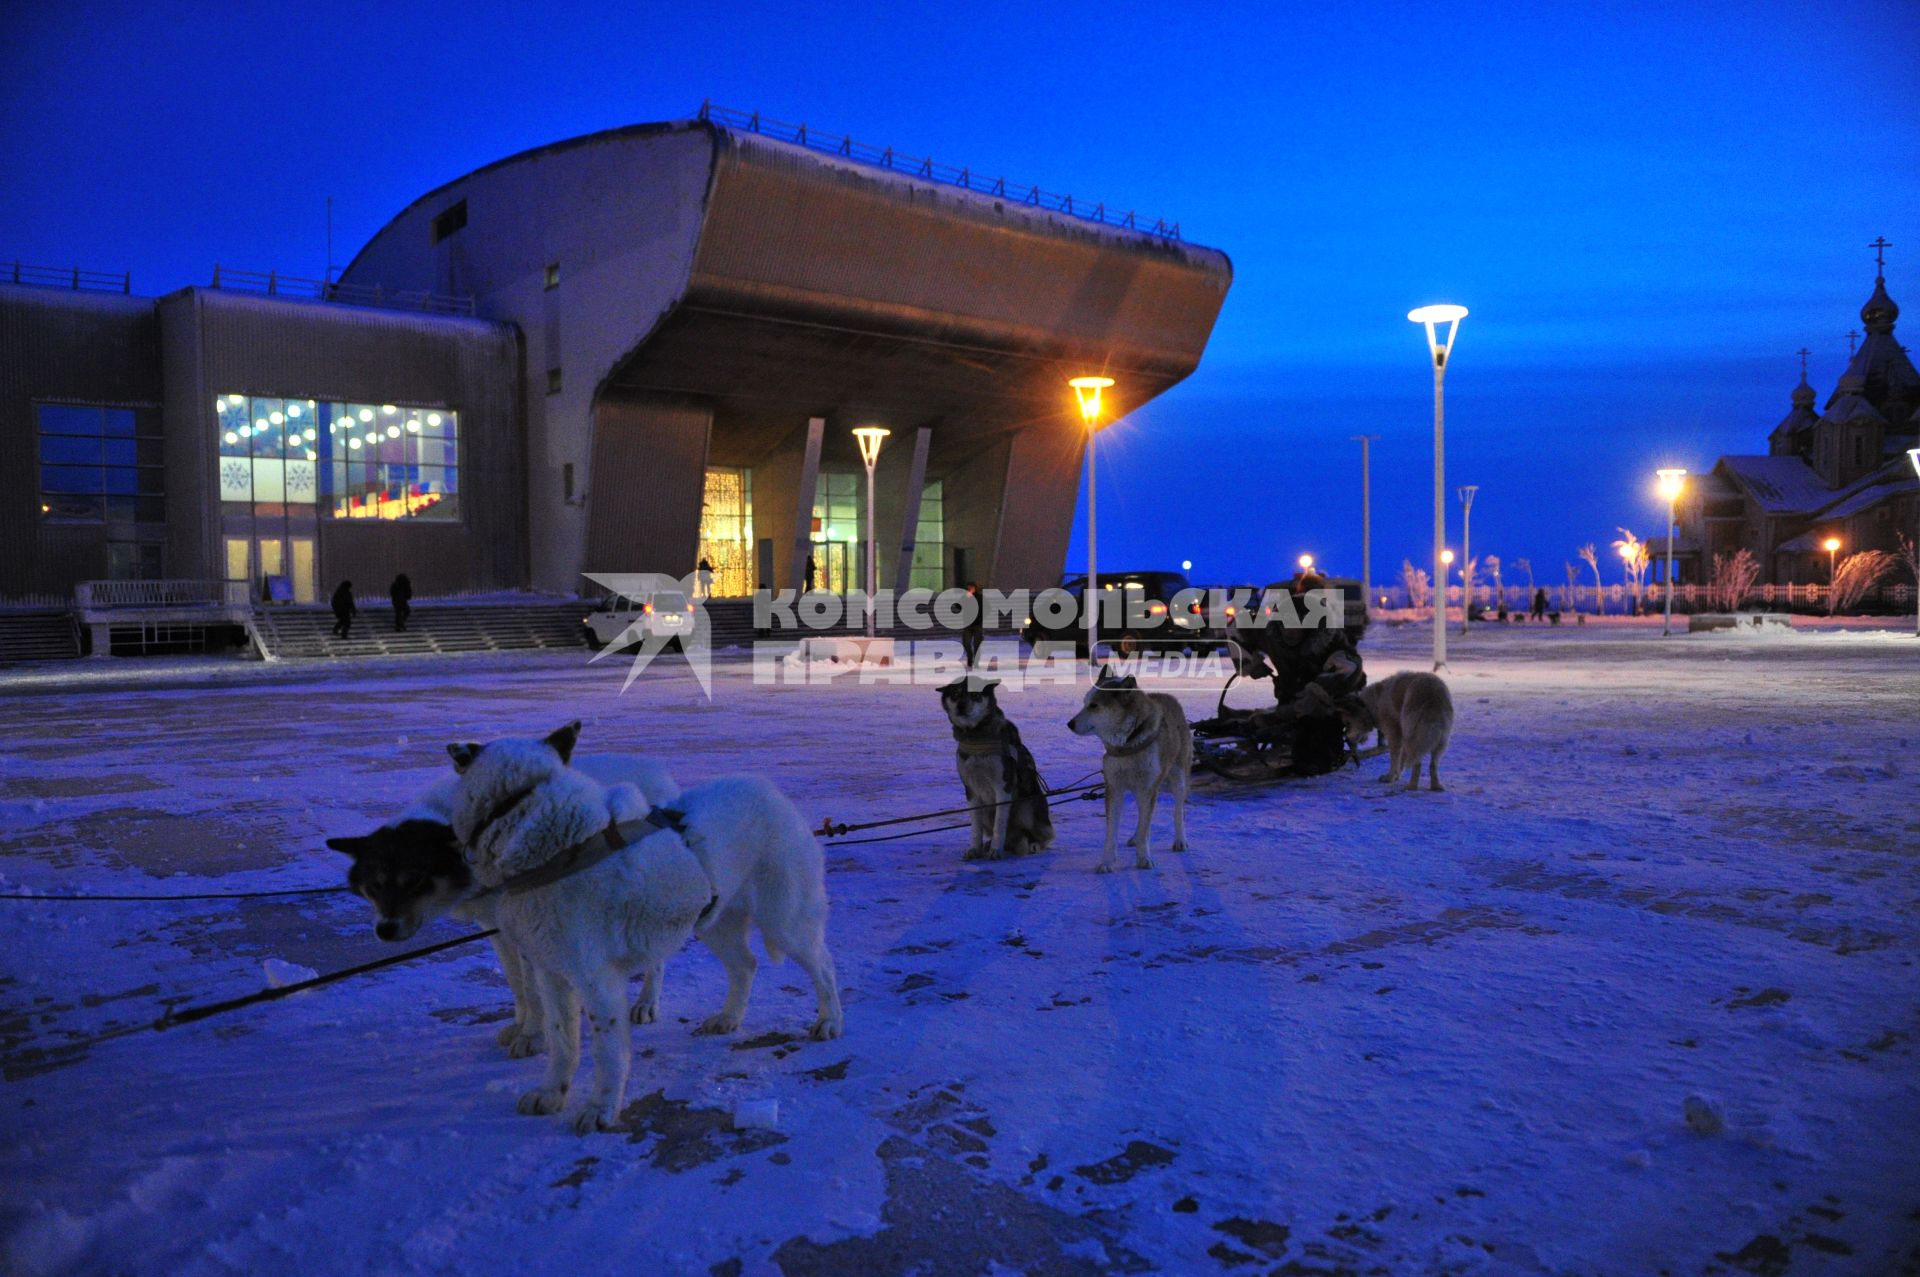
[960,581,985,668]
[804,553,818,594]
[1530,586,1548,621]
[389,573,412,632]
[696,557,714,601]
[331,580,357,638]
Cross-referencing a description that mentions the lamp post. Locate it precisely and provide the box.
[852,426,890,639]
[1070,377,1115,670]
[1822,535,1842,615]
[1410,304,1467,671]
[1351,434,1378,613]
[1456,484,1478,635]
[1440,549,1455,620]
[1909,448,1920,637]
[1656,468,1686,636]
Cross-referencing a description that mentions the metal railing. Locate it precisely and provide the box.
[7,260,132,294]
[210,265,476,316]
[75,579,250,610]
[697,102,1182,241]
[1373,581,1918,614]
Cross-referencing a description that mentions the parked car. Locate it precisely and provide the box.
[1204,583,1261,648]
[1023,569,1211,654]
[1240,577,1370,645]
[583,589,696,651]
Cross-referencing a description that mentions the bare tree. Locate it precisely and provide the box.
[1899,532,1918,584]
[1562,561,1579,613]
[1611,528,1649,614]
[1709,548,1760,612]
[1485,554,1504,614]
[1400,558,1431,614]
[1829,549,1897,613]
[1578,543,1603,615]
[1514,557,1535,597]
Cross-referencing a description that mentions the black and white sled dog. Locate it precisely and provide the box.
[326,752,681,1058]
[445,722,842,1133]
[937,676,1054,860]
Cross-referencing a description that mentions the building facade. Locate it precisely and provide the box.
[4,113,1232,607]
[1676,264,1919,585]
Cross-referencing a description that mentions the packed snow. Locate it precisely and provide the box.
[2,621,1916,1275]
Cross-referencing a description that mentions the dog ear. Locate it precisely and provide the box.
[325,834,369,857]
[1116,675,1138,689]
[980,678,1000,692]
[447,742,481,771]
[1096,663,1114,683]
[545,720,582,764]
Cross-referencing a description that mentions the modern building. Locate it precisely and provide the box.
[1673,257,1919,585]
[4,108,1233,612]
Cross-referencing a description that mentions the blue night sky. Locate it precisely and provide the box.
[5,1,1918,588]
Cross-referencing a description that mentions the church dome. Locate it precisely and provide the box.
[1861,274,1898,334]
[1791,372,1815,408]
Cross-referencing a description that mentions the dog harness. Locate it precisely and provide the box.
[1104,718,1159,759]
[483,807,720,922]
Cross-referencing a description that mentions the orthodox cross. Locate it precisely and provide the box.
[1798,347,1809,377]
[1847,330,1859,357]
[1868,236,1891,275]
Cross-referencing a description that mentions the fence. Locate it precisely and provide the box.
[1371,580,1918,615]
[7,259,132,294]
[75,580,251,610]
[696,102,1182,241]
[209,266,476,316]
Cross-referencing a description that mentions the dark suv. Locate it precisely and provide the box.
[1023,569,1211,654]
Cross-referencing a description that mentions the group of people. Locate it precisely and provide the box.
[329,574,412,639]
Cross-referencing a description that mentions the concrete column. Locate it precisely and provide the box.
[790,417,824,591]
[891,427,932,594]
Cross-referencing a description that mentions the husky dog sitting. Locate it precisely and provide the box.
[938,676,1054,861]
[447,722,842,1134]
[1346,670,1454,791]
[1066,666,1193,873]
[326,752,680,1057]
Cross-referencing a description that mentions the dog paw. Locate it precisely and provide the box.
[962,846,987,861]
[1134,857,1156,871]
[495,1021,523,1048]
[629,1000,658,1026]
[694,1011,744,1036]
[1170,840,1189,852]
[517,1086,567,1116]
[1094,861,1116,875]
[570,1105,622,1135]
[503,1029,542,1059]
[810,1014,844,1041]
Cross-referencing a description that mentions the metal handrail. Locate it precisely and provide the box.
[697,102,1182,241]
[7,260,132,294]
[209,265,476,316]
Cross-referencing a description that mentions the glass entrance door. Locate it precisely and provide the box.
[289,537,316,604]
[225,537,252,597]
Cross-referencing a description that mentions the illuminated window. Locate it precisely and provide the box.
[217,394,459,522]
[811,473,861,594]
[909,480,946,591]
[37,403,164,524]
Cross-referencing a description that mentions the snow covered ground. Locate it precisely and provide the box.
[2,622,1917,1275]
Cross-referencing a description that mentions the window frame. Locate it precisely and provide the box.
[36,400,166,526]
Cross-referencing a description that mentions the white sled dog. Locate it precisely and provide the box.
[446,722,842,1133]
[1350,670,1454,792]
[1066,666,1193,873]
[327,753,680,1057]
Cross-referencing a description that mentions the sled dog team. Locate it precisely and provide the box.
[328,667,1450,1132]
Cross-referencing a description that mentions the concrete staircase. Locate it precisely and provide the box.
[0,611,82,663]
[251,600,592,660]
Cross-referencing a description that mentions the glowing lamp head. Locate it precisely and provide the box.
[1407,304,1468,368]
[1069,375,1116,428]
[1908,446,1920,478]
[1656,467,1687,502]
[851,426,890,468]
[1822,537,1841,553]
[1298,554,1315,570]
[1441,549,1455,565]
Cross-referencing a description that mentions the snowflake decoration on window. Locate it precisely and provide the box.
[286,464,316,497]
[221,459,249,489]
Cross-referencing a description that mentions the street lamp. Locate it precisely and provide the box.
[1298,553,1315,571]
[1410,303,1467,671]
[1656,468,1686,636]
[1822,535,1841,615]
[1070,376,1115,670]
[852,426,890,639]
[1908,447,1920,637]
[1456,484,1478,635]
[1351,434,1379,616]
[1439,548,1455,621]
